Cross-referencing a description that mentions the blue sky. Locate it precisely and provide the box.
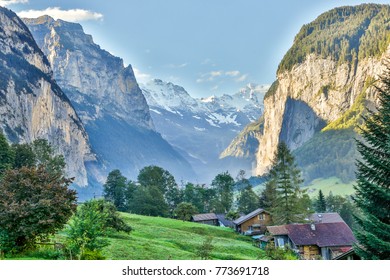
[3,0,390,97]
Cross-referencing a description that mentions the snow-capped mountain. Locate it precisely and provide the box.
[141,80,268,182]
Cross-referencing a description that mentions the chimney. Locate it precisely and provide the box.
[318,214,322,223]
[311,223,316,231]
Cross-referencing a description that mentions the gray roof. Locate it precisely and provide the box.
[192,213,218,222]
[233,208,267,225]
[215,214,235,227]
[308,213,345,224]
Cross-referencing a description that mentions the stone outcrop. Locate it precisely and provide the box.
[0,7,93,186]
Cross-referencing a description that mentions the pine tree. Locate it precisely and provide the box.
[103,169,127,211]
[315,190,327,212]
[267,142,307,224]
[353,66,390,260]
[211,172,235,213]
[237,181,259,215]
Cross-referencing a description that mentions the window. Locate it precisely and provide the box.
[277,238,285,248]
[259,213,265,220]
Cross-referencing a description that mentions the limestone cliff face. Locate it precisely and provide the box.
[249,4,390,176]
[0,8,93,186]
[24,16,154,129]
[256,49,389,175]
[24,16,196,183]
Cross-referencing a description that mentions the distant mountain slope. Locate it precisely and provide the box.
[225,4,390,184]
[141,80,267,182]
[24,16,196,185]
[0,7,93,186]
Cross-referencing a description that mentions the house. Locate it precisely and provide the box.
[191,213,219,226]
[233,208,271,235]
[332,248,361,260]
[215,214,235,228]
[266,222,356,260]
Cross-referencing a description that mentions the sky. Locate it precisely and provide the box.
[2,0,390,97]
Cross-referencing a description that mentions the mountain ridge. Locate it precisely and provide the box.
[0,7,94,186]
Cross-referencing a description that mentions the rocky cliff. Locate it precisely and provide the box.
[24,16,195,183]
[224,4,390,181]
[256,4,390,176]
[0,7,93,186]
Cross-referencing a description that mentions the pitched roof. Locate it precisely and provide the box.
[285,222,356,247]
[233,208,268,225]
[192,213,218,222]
[308,213,345,224]
[215,214,235,227]
[267,225,289,236]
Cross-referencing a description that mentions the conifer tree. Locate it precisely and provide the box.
[315,190,327,212]
[267,142,307,224]
[353,66,390,260]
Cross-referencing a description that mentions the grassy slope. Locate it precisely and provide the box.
[103,213,266,260]
[305,177,355,198]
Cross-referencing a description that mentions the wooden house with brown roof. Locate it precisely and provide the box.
[233,208,271,235]
[266,222,356,260]
[191,213,219,226]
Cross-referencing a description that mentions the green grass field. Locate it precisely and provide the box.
[102,213,267,260]
[305,177,356,197]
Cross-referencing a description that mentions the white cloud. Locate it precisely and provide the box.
[210,71,223,77]
[133,68,152,84]
[226,70,240,77]
[17,7,103,22]
[167,63,188,69]
[236,74,248,82]
[211,85,219,91]
[197,70,246,83]
[0,0,28,6]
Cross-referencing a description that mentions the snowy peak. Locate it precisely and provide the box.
[141,79,199,113]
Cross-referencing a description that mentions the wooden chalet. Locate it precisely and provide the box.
[266,222,356,260]
[233,208,271,236]
[191,213,219,226]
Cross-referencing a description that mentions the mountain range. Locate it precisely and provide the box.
[0,3,388,197]
[141,80,268,182]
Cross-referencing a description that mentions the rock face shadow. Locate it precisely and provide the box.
[279,97,326,151]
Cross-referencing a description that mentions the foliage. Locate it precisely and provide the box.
[129,185,169,217]
[64,199,131,260]
[0,132,14,177]
[12,143,36,169]
[294,129,359,184]
[196,236,214,260]
[315,190,327,212]
[259,180,278,211]
[264,241,298,260]
[278,4,390,73]
[174,202,198,221]
[225,210,240,221]
[237,181,259,215]
[103,169,128,211]
[64,200,110,260]
[0,166,76,253]
[31,139,66,177]
[137,165,177,194]
[137,165,179,213]
[211,171,235,213]
[183,183,216,213]
[266,142,310,224]
[353,66,390,259]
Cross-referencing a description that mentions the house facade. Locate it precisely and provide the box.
[191,213,219,226]
[233,208,271,235]
[266,222,356,260]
